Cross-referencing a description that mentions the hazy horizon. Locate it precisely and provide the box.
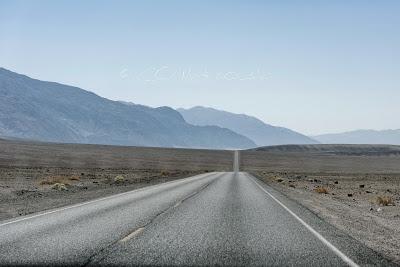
[1,1,399,135]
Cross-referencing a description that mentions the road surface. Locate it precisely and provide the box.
[0,155,395,266]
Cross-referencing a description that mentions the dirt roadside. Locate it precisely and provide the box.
[0,139,233,221]
[0,166,205,221]
[254,171,400,265]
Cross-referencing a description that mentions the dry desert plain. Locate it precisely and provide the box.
[0,140,399,264]
[242,145,400,264]
[0,138,232,221]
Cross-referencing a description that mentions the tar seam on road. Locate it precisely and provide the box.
[0,172,217,228]
[119,227,145,242]
[247,174,360,267]
[82,173,223,266]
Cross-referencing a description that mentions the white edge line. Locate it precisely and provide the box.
[248,174,360,267]
[0,172,218,227]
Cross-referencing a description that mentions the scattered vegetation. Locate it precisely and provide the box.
[114,175,125,183]
[161,171,170,176]
[51,183,68,191]
[314,187,329,194]
[376,196,395,206]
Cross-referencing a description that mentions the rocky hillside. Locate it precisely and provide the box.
[0,68,255,149]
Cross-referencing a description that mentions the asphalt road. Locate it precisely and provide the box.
[0,171,395,266]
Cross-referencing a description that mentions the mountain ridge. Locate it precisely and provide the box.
[178,106,318,146]
[0,67,255,149]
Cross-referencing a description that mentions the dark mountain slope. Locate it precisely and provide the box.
[0,68,255,149]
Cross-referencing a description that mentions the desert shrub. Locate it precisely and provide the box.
[376,196,395,206]
[161,171,170,176]
[276,178,283,183]
[51,183,68,191]
[114,175,125,183]
[314,187,328,194]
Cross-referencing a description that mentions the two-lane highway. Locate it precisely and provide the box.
[0,170,395,266]
[0,172,222,265]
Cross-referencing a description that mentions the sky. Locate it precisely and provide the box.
[0,0,399,135]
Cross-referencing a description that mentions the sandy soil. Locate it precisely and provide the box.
[0,139,233,171]
[0,166,205,221]
[242,150,400,173]
[254,171,400,264]
[0,139,233,221]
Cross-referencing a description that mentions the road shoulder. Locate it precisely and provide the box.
[248,172,398,266]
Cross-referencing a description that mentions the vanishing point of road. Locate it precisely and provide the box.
[0,152,394,266]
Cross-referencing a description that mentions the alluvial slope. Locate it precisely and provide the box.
[313,129,400,145]
[250,144,400,156]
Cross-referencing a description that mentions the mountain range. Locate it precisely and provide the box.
[313,129,400,145]
[2,67,397,149]
[178,106,318,146]
[0,68,255,149]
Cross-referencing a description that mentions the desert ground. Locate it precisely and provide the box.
[1,140,400,264]
[241,146,400,264]
[0,138,233,221]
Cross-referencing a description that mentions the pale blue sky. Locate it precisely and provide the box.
[1,0,399,135]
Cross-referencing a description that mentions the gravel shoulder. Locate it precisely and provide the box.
[254,171,400,265]
[0,166,205,221]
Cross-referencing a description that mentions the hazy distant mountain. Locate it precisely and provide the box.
[177,106,318,146]
[313,129,400,145]
[251,144,400,156]
[0,68,255,149]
